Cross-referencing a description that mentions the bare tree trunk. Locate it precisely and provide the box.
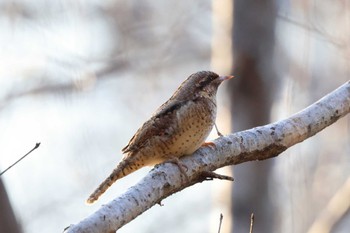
[229,0,278,232]
[0,179,23,233]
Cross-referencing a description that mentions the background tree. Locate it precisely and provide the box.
[229,0,278,232]
[0,179,22,233]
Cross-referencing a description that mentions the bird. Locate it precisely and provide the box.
[86,71,234,204]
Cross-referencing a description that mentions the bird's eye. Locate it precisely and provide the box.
[197,76,215,88]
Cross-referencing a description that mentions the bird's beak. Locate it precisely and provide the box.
[219,75,234,82]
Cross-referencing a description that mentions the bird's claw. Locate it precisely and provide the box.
[164,157,189,182]
[202,141,216,149]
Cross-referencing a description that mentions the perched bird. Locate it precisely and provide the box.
[86,71,233,204]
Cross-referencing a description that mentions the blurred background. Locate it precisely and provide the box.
[0,0,349,233]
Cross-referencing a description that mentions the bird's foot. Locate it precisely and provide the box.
[164,157,189,182]
[202,141,216,149]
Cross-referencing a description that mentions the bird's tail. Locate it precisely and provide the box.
[86,155,144,204]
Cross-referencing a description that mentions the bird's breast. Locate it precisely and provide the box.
[164,98,216,156]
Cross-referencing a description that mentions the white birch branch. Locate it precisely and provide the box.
[65,81,350,233]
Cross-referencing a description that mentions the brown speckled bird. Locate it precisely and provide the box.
[86,71,233,204]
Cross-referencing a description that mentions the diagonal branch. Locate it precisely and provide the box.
[65,81,350,233]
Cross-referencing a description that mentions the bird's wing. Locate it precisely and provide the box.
[121,100,188,154]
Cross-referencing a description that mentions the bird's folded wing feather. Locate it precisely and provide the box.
[121,100,191,154]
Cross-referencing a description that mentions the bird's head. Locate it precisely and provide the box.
[174,71,234,100]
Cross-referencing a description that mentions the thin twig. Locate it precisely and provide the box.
[277,14,343,48]
[199,171,234,181]
[249,213,254,233]
[218,213,223,233]
[214,123,223,137]
[0,142,41,176]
